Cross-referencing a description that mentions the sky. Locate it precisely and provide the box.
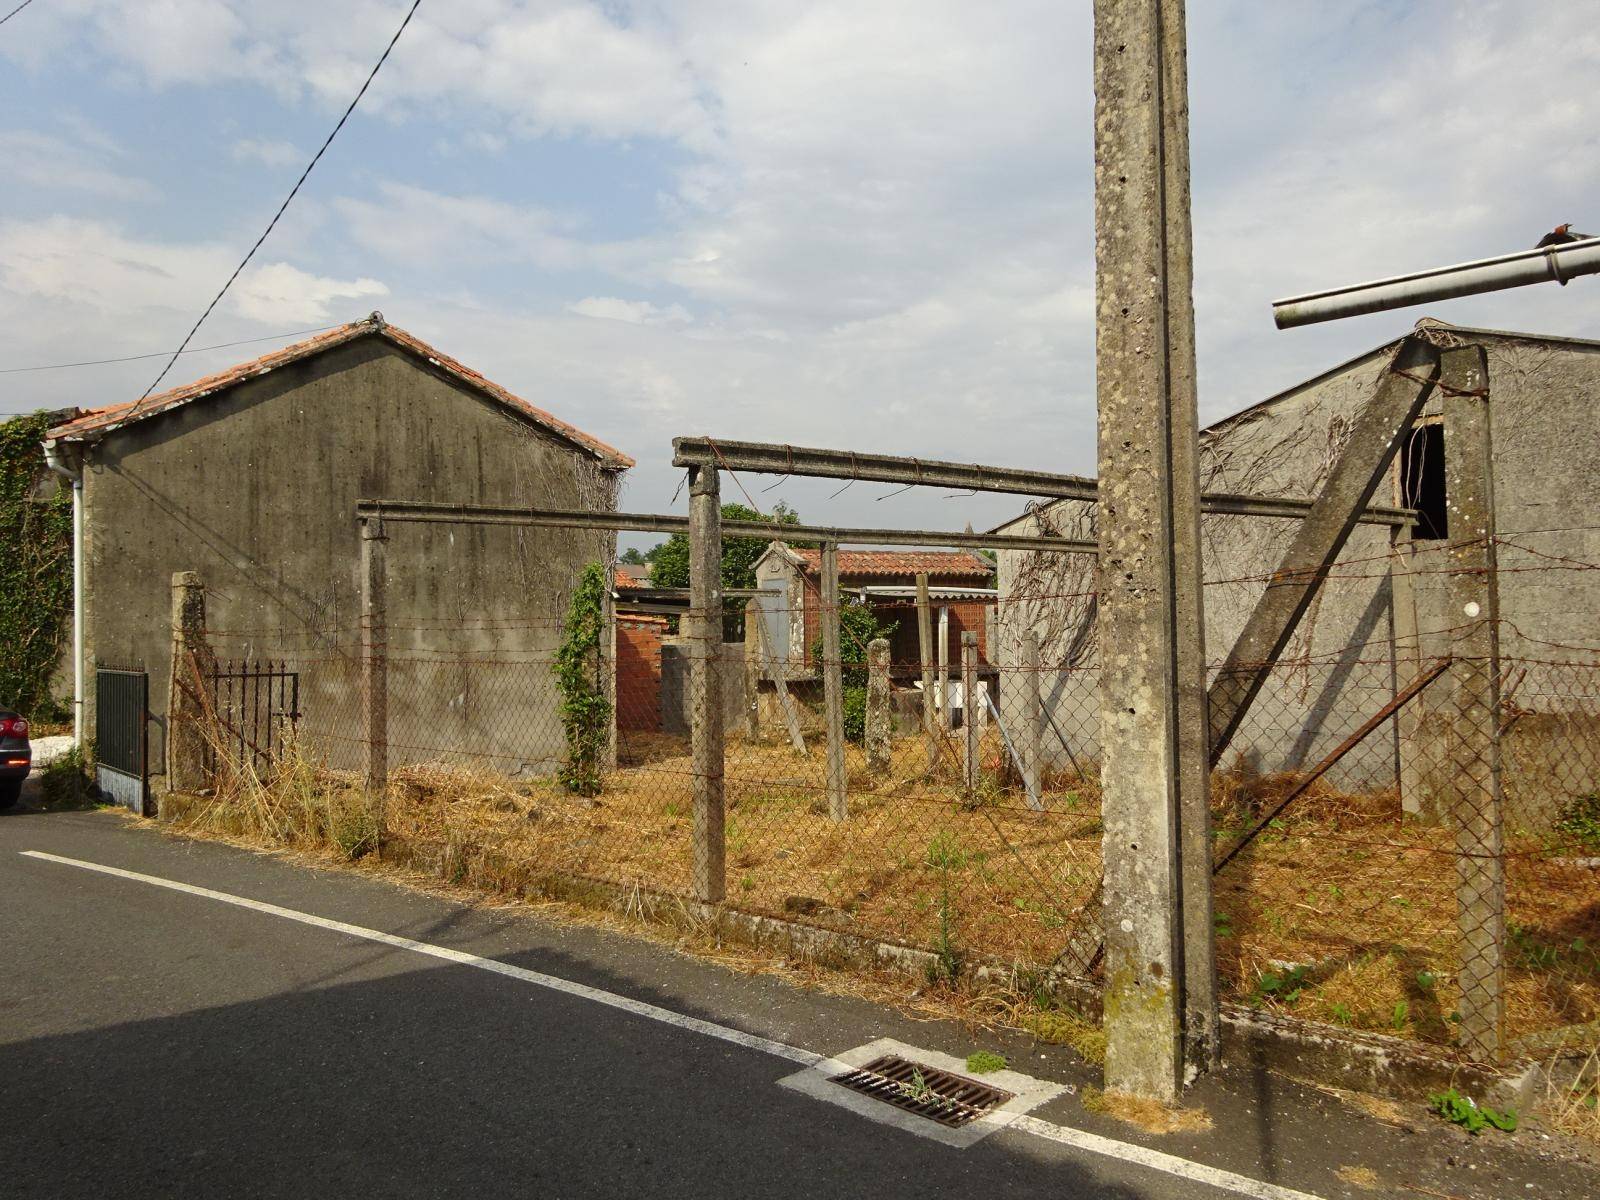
[3,1,1599,546]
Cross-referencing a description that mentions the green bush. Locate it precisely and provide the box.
[38,746,98,810]
[842,685,867,743]
[554,562,612,797]
[0,411,73,717]
[1555,793,1600,853]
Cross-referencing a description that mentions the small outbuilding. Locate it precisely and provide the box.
[43,313,632,790]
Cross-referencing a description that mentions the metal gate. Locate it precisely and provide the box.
[203,660,301,780]
[95,666,149,815]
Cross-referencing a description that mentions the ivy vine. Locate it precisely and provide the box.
[554,561,612,797]
[0,412,72,719]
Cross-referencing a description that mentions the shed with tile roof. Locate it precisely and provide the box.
[42,313,630,783]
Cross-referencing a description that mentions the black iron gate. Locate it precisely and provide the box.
[203,660,301,779]
[95,666,149,815]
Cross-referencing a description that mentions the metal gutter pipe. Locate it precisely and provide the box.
[42,440,85,745]
[1273,237,1600,328]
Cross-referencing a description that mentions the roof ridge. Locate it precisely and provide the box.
[45,314,634,468]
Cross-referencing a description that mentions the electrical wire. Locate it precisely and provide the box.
[0,0,36,28]
[1,325,342,375]
[134,0,424,406]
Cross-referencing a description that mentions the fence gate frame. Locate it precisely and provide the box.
[95,665,149,815]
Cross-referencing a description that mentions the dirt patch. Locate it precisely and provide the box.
[1080,1085,1213,1134]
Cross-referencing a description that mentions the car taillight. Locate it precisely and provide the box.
[0,717,25,737]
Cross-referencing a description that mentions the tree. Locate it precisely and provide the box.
[618,547,647,566]
[650,501,804,591]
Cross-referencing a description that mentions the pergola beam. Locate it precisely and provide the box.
[671,437,1414,527]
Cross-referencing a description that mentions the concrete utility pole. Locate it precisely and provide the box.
[165,571,212,797]
[687,465,726,902]
[1092,0,1213,1099]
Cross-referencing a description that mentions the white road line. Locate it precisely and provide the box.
[21,849,1326,1200]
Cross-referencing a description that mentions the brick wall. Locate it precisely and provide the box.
[616,614,667,732]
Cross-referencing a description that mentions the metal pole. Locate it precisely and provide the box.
[1273,236,1600,329]
[820,542,848,821]
[688,465,726,902]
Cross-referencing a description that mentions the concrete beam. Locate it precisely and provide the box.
[667,442,1414,527]
[1206,335,1441,765]
[354,501,1096,555]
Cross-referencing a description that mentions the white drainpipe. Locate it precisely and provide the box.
[42,439,84,745]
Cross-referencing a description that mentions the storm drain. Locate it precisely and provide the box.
[830,1054,1015,1129]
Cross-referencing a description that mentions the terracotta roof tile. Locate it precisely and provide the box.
[789,547,993,579]
[45,315,633,469]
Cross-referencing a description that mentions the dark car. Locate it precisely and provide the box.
[0,709,30,809]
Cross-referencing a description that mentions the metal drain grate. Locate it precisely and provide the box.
[830,1054,1015,1128]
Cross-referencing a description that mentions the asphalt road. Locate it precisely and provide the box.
[2,801,1592,1199]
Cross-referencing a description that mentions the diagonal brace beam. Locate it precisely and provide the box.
[1207,335,1441,765]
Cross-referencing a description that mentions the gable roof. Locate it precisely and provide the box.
[1203,317,1600,439]
[44,313,633,469]
[768,544,993,579]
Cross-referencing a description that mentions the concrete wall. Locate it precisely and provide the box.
[995,325,1600,823]
[79,334,620,778]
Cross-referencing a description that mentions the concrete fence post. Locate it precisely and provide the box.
[961,632,979,798]
[1020,631,1043,801]
[359,517,388,798]
[1092,0,1212,1099]
[1440,344,1505,1061]
[936,606,951,731]
[688,464,726,902]
[743,598,763,742]
[165,570,213,797]
[916,573,939,771]
[820,542,848,821]
[866,637,891,777]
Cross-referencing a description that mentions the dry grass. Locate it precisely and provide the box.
[171,720,1599,1053]
[1307,1082,1418,1131]
[1080,1085,1213,1134]
[1335,1165,1382,1190]
[1543,1043,1600,1145]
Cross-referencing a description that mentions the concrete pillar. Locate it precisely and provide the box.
[1092,0,1208,1100]
[916,573,939,771]
[1020,631,1043,802]
[165,571,213,797]
[743,598,763,742]
[820,542,848,821]
[961,632,979,797]
[936,606,951,731]
[1440,344,1504,1061]
[866,637,891,777]
[359,518,388,797]
[1157,0,1218,1072]
[688,465,726,902]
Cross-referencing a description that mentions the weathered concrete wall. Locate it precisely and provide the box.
[996,325,1600,822]
[80,335,619,777]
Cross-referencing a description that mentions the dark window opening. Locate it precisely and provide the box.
[1400,424,1448,540]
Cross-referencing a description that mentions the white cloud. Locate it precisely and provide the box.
[0,129,157,200]
[568,297,691,326]
[230,138,302,168]
[230,262,388,324]
[333,182,591,270]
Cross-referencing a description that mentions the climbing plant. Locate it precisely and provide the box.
[554,561,611,797]
[0,412,72,718]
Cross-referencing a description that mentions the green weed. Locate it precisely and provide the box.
[1428,1088,1516,1135]
[966,1051,1007,1075]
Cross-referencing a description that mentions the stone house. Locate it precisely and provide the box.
[43,313,632,784]
[994,319,1600,826]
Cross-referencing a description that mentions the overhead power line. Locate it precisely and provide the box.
[0,325,342,375]
[0,1,37,29]
[135,0,424,405]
